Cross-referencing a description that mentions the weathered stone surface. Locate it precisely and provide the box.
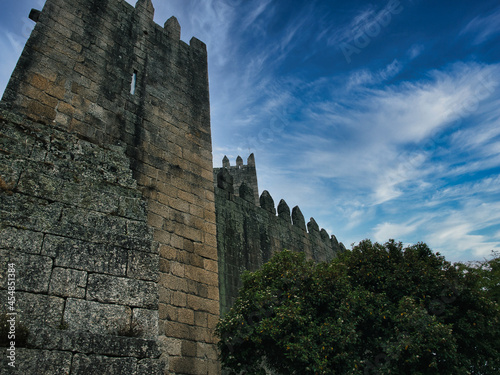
[164,16,181,40]
[331,234,340,247]
[42,235,128,276]
[292,206,306,231]
[0,226,44,254]
[71,354,137,375]
[320,228,330,243]
[238,182,254,203]
[64,298,132,335]
[49,267,88,298]
[133,308,159,340]
[137,358,165,375]
[27,327,161,358]
[307,217,320,233]
[0,194,64,234]
[216,168,234,193]
[0,251,52,293]
[260,190,276,214]
[87,274,158,309]
[15,292,65,330]
[127,250,159,281]
[0,349,72,375]
[277,199,291,223]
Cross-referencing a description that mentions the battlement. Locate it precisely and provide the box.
[0,1,345,373]
[213,154,259,205]
[215,167,341,250]
[214,158,344,314]
[1,0,209,149]
[1,1,218,374]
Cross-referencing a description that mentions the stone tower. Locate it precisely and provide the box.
[1,0,219,373]
[213,154,259,206]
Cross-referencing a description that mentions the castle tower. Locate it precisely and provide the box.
[0,0,219,373]
[213,154,260,205]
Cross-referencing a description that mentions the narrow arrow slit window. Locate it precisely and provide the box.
[130,70,137,95]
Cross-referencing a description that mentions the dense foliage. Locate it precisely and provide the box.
[216,240,500,374]
[456,251,500,305]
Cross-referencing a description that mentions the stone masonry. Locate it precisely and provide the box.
[1,0,218,374]
[1,109,162,374]
[215,156,344,315]
[0,0,343,374]
[213,154,259,206]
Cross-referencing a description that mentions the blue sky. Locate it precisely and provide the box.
[1,0,500,262]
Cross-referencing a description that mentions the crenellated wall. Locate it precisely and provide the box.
[0,0,345,373]
[213,154,259,206]
[214,156,344,315]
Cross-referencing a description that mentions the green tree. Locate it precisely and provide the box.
[456,251,500,305]
[216,240,500,374]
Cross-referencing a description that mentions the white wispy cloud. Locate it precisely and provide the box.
[321,0,404,47]
[407,44,424,60]
[461,6,500,45]
[372,196,500,260]
[425,201,500,259]
[346,59,403,89]
[374,221,419,243]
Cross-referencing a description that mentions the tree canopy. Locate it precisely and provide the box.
[216,240,500,374]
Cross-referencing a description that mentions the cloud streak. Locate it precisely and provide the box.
[461,6,500,45]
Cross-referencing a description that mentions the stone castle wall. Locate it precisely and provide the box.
[1,0,218,373]
[1,110,162,374]
[213,154,259,206]
[214,160,344,315]
[0,0,344,373]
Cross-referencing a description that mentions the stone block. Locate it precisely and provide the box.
[0,348,73,375]
[0,226,44,254]
[15,292,65,330]
[0,194,64,234]
[132,308,158,340]
[169,356,210,375]
[87,274,158,309]
[71,354,137,375]
[187,294,219,315]
[177,307,194,326]
[118,196,148,221]
[64,298,132,335]
[42,235,128,276]
[197,342,219,361]
[181,340,197,357]
[137,358,165,375]
[158,336,182,357]
[26,327,161,358]
[127,250,159,281]
[49,267,88,298]
[3,252,53,293]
